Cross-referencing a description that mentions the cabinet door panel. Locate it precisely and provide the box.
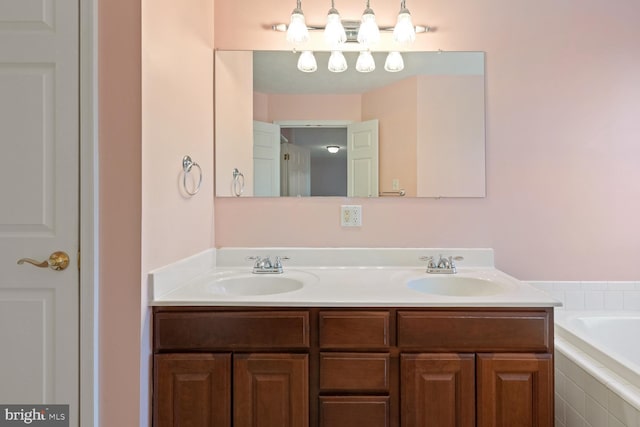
[401,353,475,427]
[154,353,231,427]
[234,354,309,427]
[477,353,553,427]
[319,396,389,427]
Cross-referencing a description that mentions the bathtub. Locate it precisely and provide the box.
[554,311,640,427]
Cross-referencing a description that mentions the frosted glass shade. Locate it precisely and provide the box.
[328,51,348,72]
[384,51,404,72]
[297,51,317,72]
[356,51,376,72]
[357,11,380,45]
[393,11,416,43]
[287,11,309,44]
[324,11,346,45]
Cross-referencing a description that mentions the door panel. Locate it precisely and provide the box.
[0,0,79,422]
[253,121,281,197]
[401,353,475,427]
[347,120,379,197]
[477,353,553,427]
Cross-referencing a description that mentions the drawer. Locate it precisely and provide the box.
[319,311,390,349]
[319,396,390,427]
[397,310,551,352]
[320,353,390,392]
[154,311,309,351]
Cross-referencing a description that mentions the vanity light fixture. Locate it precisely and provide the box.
[276,0,430,73]
[286,0,309,44]
[384,51,404,72]
[393,0,416,44]
[357,0,380,45]
[328,50,348,72]
[327,145,340,154]
[356,50,376,72]
[297,51,318,72]
[324,1,347,46]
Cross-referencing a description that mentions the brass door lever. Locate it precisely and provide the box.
[17,251,70,271]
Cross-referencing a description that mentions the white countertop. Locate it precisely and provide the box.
[149,248,561,308]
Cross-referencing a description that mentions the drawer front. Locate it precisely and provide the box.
[319,311,390,349]
[397,310,551,352]
[320,396,390,427]
[154,311,309,351]
[320,353,390,392]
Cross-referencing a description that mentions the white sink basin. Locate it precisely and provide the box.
[207,274,306,296]
[407,276,507,297]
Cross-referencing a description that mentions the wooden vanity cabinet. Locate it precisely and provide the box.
[153,307,553,427]
[153,309,310,427]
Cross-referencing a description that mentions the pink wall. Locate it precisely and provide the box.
[214,0,640,280]
[266,93,361,122]
[98,0,141,426]
[362,77,418,196]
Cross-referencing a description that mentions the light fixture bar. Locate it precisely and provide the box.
[272,22,430,43]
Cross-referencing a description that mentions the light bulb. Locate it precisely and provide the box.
[384,51,404,72]
[357,4,380,45]
[324,9,346,45]
[327,145,340,154]
[393,10,416,44]
[297,51,317,72]
[356,51,375,73]
[286,7,309,44]
[328,51,348,72]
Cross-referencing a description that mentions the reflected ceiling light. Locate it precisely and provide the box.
[324,1,347,46]
[384,51,404,72]
[297,51,317,72]
[328,51,348,72]
[327,145,340,154]
[355,50,375,72]
[286,0,309,44]
[393,0,416,44]
[357,0,380,45]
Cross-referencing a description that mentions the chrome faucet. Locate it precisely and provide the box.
[248,256,287,274]
[420,254,464,274]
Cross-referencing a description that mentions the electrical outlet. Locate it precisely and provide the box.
[392,179,400,191]
[341,205,362,227]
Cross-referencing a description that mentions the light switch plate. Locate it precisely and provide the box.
[341,205,362,227]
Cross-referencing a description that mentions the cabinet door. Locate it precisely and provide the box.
[154,353,231,427]
[477,353,553,427]
[401,353,475,427]
[234,353,309,427]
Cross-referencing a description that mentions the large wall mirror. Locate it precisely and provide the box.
[215,50,486,198]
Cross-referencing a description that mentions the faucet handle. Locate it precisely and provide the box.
[450,255,464,266]
[419,256,437,269]
[273,256,290,269]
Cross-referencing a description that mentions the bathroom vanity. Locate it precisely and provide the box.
[150,248,559,427]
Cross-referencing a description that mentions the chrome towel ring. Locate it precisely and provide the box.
[232,168,244,197]
[182,155,202,196]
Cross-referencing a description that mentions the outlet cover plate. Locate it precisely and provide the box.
[341,205,362,227]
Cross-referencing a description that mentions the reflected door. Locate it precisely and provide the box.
[0,0,79,422]
[253,121,281,197]
[281,142,310,197]
[347,120,379,197]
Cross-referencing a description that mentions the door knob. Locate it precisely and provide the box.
[17,251,70,271]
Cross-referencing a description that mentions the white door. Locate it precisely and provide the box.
[347,120,379,197]
[0,0,79,424]
[281,142,310,197]
[253,121,281,197]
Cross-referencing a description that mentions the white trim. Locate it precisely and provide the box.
[274,120,354,128]
[80,0,99,425]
